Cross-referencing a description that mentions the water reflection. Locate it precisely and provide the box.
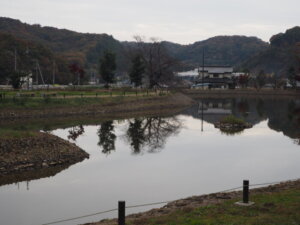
[125,117,182,154]
[97,121,116,155]
[95,117,182,155]
[68,125,85,141]
[185,98,300,144]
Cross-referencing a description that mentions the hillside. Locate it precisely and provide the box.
[0,17,270,69]
[240,27,300,76]
[0,17,127,72]
[162,36,269,69]
[0,32,72,84]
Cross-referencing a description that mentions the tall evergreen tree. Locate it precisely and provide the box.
[99,51,116,88]
[129,55,145,87]
[288,67,297,89]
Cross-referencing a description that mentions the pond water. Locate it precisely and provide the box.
[0,98,299,225]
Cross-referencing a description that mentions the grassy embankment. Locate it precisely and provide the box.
[132,189,300,225]
[92,182,300,225]
[0,90,194,137]
[0,88,165,109]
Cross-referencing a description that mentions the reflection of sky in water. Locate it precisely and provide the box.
[0,115,299,225]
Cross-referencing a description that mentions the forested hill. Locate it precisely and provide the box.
[0,32,75,84]
[0,17,270,70]
[240,27,300,76]
[162,36,269,69]
[0,17,126,71]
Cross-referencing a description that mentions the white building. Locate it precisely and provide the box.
[177,66,235,89]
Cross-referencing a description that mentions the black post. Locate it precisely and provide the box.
[118,201,125,225]
[243,180,249,203]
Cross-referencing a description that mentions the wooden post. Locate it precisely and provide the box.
[118,201,125,225]
[243,180,249,203]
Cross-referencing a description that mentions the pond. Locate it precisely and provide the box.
[0,97,299,225]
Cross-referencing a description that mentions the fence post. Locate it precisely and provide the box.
[118,201,125,225]
[243,180,249,203]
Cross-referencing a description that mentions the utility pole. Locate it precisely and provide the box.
[35,60,39,86]
[52,61,56,85]
[202,48,204,90]
[14,48,17,71]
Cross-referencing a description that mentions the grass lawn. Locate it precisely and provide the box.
[129,188,300,225]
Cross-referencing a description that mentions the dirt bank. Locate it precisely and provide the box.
[0,132,89,183]
[0,93,195,121]
[85,179,300,225]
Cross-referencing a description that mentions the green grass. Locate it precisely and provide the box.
[0,128,37,138]
[0,88,163,97]
[0,97,104,109]
[0,89,168,109]
[0,95,160,109]
[220,115,246,125]
[130,188,300,225]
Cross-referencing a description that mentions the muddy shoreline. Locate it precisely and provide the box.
[0,132,89,184]
[85,179,300,225]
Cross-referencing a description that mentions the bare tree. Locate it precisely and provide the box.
[130,36,178,88]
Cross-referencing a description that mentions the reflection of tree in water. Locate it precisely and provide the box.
[126,117,182,154]
[237,99,249,118]
[294,138,300,145]
[287,101,300,146]
[256,99,266,118]
[68,125,85,141]
[127,119,146,154]
[97,121,116,155]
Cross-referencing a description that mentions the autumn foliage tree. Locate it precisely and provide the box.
[238,74,250,88]
[69,63,85,85]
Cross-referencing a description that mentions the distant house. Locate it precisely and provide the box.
[177,66,235,89]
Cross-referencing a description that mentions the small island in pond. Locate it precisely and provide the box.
[214,115,253,134]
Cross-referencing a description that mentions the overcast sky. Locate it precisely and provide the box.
[0,0,299,44]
